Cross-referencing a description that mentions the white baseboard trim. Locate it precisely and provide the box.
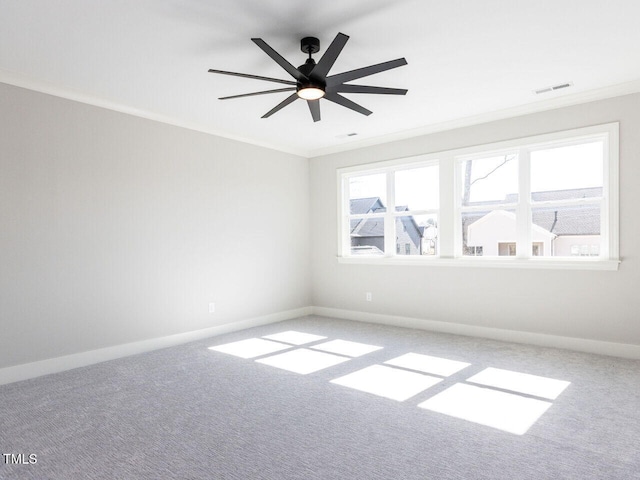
[0,307,312,386]
[312,306,640,360]
[4,305,637,386]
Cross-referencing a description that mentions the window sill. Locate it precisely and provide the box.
[337,256,620,271]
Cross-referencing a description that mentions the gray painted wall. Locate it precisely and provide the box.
[3,81,639,372]
[310,94,640,345]
[0,83,310,369]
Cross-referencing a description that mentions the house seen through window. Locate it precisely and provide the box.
[339,123,618,269]
[347,165,439,257]
[462,142,604,258]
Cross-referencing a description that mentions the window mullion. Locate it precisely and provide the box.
[440,156,455,258]
[384,170,396,256]
[340,175,350,256]
[602,135,613,259]
[516,149,531,259]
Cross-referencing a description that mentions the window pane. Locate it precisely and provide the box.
[349,173,386,214]
[531,204,601,257]
[460,154,518,207]
[531,142,603,201]
[350,217,385,255]
[395,165,439,211]
[396,214,438,256]
[463,209,516,257]
[494,242,544,256]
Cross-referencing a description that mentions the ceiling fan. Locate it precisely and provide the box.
[208,32,408,122]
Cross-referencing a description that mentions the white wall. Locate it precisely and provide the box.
[0,83,310,369]
[310,93,640,345]
[3,82,639,373]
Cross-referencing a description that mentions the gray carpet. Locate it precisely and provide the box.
[1,315,639,479]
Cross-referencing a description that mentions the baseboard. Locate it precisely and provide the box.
[0,307,312,386]
[312,306,640,360]
[4,305,637,386]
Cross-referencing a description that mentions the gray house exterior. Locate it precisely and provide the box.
[464,187,602,256]
[350,197,423,255]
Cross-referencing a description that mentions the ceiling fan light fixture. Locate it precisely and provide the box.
[209,32,408,121]
[297,86,325,100]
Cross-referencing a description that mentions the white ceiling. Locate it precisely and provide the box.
[2,0,640,157]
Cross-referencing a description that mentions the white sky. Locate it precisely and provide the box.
[349,141,604,209]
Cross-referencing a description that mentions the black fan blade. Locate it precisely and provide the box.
[310,32,349,81]
[329,84,408,95]
[307,99,321,122]
[208,69,296,86]
[262,93,299,118]
[326,58,407,87]
[324,92,372,116]
[219,87,296,100]
[251,38,308,82]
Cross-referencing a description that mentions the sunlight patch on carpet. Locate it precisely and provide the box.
[466,367,570,400]
[256,348,350,374]
[385,353,471,377]
[262,331,327,345]
[418,383,553,435]
[208,338,291,359]
[331,364,442,401]
[311,339,383,357]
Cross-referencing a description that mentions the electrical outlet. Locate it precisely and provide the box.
[366,292,372,302]
[208,302,216,313]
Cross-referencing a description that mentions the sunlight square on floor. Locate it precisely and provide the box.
[208,338,291,359]
[262,331,327,345]
[384,353,471,377]
[466,367,570,400]
[330,364,442,401]
[255,348,350,374]
[418,383,553,435]
[310,339,383,357]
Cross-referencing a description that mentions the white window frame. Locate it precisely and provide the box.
[337,123,619,270]
[339,157,440,260]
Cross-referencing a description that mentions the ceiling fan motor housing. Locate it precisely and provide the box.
[297,57,326,93]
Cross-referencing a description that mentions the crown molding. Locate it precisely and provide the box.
[0,69,308,158]
[308,79,640,158]
[3,68,640,160]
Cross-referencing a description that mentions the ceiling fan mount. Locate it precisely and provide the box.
[208,32,408,122]
[300,36,320,55]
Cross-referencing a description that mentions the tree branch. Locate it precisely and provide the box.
[469,154,517,186]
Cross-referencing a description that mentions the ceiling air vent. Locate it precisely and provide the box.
[534,82,573,95]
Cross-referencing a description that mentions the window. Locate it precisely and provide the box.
[338,123,619,270]
[460,153,518,257]
[341,161,439,258]
[498,243,517,256]
[497,242,543,256]
[529,141,603,258]
[570,244,600,257]
[347,173,386,256]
